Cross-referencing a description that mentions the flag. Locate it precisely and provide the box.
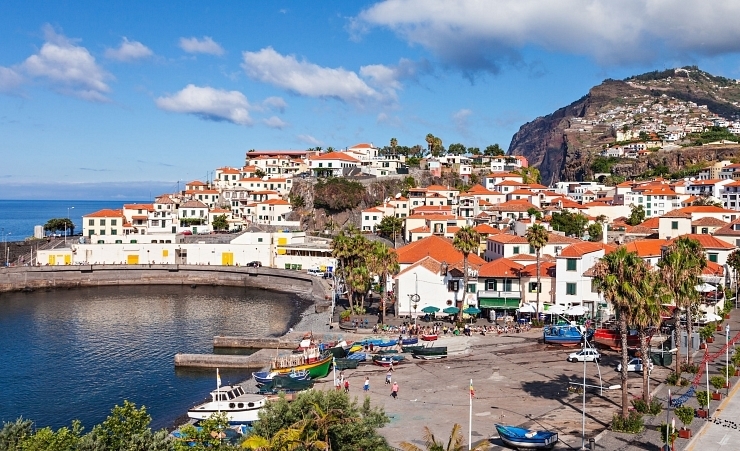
[217,368,221,387]
[469,380,475,398]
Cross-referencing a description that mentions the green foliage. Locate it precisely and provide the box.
[526,208,542,220]
[484,144,504,156]
[681,363,699,374]
[666,372,681,386]
[587,222,603,242]
[43,218,75,235]
[0,418,33,451]
[90,400,153,450]
[611,411,644,434]
[250,390,391,451]
[447,143,466,155]
[687,126,740,146]
[630,398,662,415]
[314,178,367,212]
[699,323,716,341]
[590,156,623,173]
[174,412,231,450]
[710,375,727,391]
[339,310,351,321]
[674,406,695,428]
[732,347,740,367]
[376,215,404,239]
[627,69,683,82]
[19,420,84,451]
[550,211,589,237]
[626,204,646,226]
[288,194,305,209]
[659,422,678,446]
[254,168,266,178]
[212,214,228,231]
[180,217,205,226]
[696,390,709,409]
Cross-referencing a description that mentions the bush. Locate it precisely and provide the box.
[710,375,727,391]
[659,422,678,446]
[339,310,351,321]
[632,398,662,415]
[666,372,681,386]
[681,378,690,387]
[696,390,709,409]
[630,398,649,414]
[611,411,644,434]
[648,399,663,415]
[681,363,699,374]
[674,406,695,428]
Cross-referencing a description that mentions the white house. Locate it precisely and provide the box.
[309,153,360,177]
[554,242,615,316]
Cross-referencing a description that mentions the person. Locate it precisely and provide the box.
[364,376,370,392]
[344,379,350,393]
[386,369,392,384]
[391,381,399,399]
[335,377,341,391]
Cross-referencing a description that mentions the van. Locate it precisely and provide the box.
[307,268,325,277]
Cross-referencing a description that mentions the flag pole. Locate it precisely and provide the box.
[469,378,473,450]
[217,368,221,414]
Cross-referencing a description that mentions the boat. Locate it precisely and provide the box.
[593,328,641,350]
[375,349,399,355]
[372,356,404,367]
[411,346,447,358]
[375,339,398,348]
[372,354,404,362]
[271,347,333,379]
[251,369,309,385]
[400,337,418,345]
[325,345,347,358]
[345,352,367,360]
[338,322,358,332]
[542,325,590,347]
[333,358,360,370]
[187,385,267,424]
[495,424,558,449]
[257,375,314,395]
[421,334,438,341]
[401,344,425,353]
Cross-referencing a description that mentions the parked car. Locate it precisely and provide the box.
[567,348,601,363]
[246,261,262,267]
[307,268,325,277]
[616,358,653,373]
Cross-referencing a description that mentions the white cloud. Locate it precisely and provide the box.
[262,96,287,113]
[263,116,288,129]
[452,108,472,136]
[0,67,24,93]
[297,134,322,146]
[104,38,153,62]
[179,36,225,56]
[155,84,251,125]
[356,0,740,69]
[21,25,112,101]
[242,47,381,103]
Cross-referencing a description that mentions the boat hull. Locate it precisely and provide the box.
[333,358,360,370]
[593,329,642,350]
[338,322,357,332]
[421,334,438,341]
[411,346,447,357]
[272,355,333,379]
[401,345,424,353]
[188,395,266,424]
[495,424,557,450]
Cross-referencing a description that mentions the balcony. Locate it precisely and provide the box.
[477,290,521,299]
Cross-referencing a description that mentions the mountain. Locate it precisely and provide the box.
[508,67,740,184]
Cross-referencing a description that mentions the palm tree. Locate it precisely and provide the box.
[390,137,398,155]
[525,224,549,315]
[592,247,647,418]
[633,271,665,402]
[399,423,489,451]
[367,241,400,325]
[658,237,705,370]
[727,249,740,300]
[425,134,435,154]
[453,226,481,323]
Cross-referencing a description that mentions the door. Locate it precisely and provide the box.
[127,255,139,265]
[48,255,56,265]
[221,252,234,266]
[64,255,71,265]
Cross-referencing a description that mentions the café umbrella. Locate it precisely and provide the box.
[463,307,481,315]
[443,306,460,315]
[421,306,440,314]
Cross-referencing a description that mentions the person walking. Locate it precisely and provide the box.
[344,379,350,393]
[364,376,370,392]
[385,369,392,384]
[391,381,399,399]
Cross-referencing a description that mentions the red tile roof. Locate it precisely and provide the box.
[311,152,360,162]
[691,217,728,227]
[487,234,528,244]
[623,239,671,257]
[478,258,524,277]
[559,242,616,258]
[395,235,486,266]
[84,209,124,218]
[670,234,734,249]
[519,261,556,278]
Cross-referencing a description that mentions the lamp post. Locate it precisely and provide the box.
[727,324,730,397]
[3,231,9,267]
[65,206,75,244]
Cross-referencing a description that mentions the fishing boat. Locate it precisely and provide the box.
[593,328,641,350]
[188,385,266,424]
[375,349,399,355]
[401,344,425,353]
[345,352,367,360]
[333,358,360,370]
[421,334,438,341]
[325,345,347,358]
[271,346,333,379]
[495,424,558,449]
[375,339,398,348]
[372,354,404,362]
[251,369,309,385]
[542,325,590,347]
[372,356,403,367]
[338,322,358,332]
[411,346,447,358]
[400,337,418,345]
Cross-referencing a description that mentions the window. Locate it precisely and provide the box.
[566,259,577,271]
[529,282,540,293]
[447,280,460,292]
[709,253,718,263]
[372,216,377,220]
[467,283,476,293]
[671,221,678,230]
[100,219,106,226]
[257,238,263,243]
[513,246,520,254]
[529,245,535,254]
[566,283,577,295]
[111,230,117,235]
[365,215,369,220]
[88,219,94,226]
[100,230,106,235]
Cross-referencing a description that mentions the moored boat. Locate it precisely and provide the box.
[252,369,309,385]
[271,348,333,379]
[401,344,424,353]
[372,356,403,367]
[338,322,358,332]
[188,385,266,424]
[372,354,404,362]
[400,337,418,345]
[495,424,558,449]
[542,325,590,347]
[421,334,438,341]
[411,346,447,358]
[333,358,360,370]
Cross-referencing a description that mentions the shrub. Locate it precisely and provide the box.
[710,375,727,391]
[314,178,367,212]
[611,411,644,434]
[720,364,735,378]
[674,406,695,428]
[696,390,709,409]
[631,398,648,413]
[339,310,351,321]
[659,423,678,445]
[680,378,690,387]
[632,398,663,415]
[681,363,699,374]
[666,372,681,386]
[648,399,663,415]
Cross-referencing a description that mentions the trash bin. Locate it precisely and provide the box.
[650,352,662,366]
[285,263,291,269]
[663,351,672,366]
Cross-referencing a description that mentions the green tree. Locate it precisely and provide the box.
[727,249,740,298]
[633,271,665,402]
[254,168,266,178]
[526,207,542,220]
[18,421,84,451]
[175,412,230,450]
[89,400,154,450]
[0,418,33,450]
[376,216,403,241]
[212,214,228,231]
[447,143,466,155]
[626,204,646,226]
[658,237,706,369]
[314,179,367,212]
[399,423,489,451]
[467,147,481,156]
[526,224,549,315]
[390,138,398,155]
[367,241,400,324]
[453,226,481,322]
[587,222,603,242]
[593,247,648,418]
[692,195,723,207]
[483,144,504,156]
[44,218,75,236]
[550,211,589,237]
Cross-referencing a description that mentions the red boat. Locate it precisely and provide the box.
[421,334,438,341]
[593,329,642,351]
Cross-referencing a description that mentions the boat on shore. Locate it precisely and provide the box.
[401,344,424,353]
[593,328,641,350]
[333,358,360,370]
[338,322,357,332]
[372,356,403,367]
[411,346,447,359]
[400,337,418,345]
[257,375,314,396]
[542,325,590,347]
[187,385,266,424]
[495,424,558,449]
[421,334,438,341]
[271,347,333,379]
[251,369,309,385]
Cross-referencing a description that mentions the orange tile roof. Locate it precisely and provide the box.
[478,258,524,278]
[180,200,208,208]
[350,142,374,149]
[488,234,528,244]
[473,224,501,234]
[496,180,525,187]
[494,200,539,212]
[311,152,360,162]
[484,172,523,178]
[260,199,291,206]
[123,203,154,211]
[509,189,536,196]
[218,167,240,174]
[394,256,443,278]
[362,207,385,213]
[187,180,206,186]
[639,217,660,229]
[670,234,734,249]
[395,235,486,266]
[689,179,723,185]
[426,184,456,191]
[84,209,124,218]
[465,184,496,194]
[559,242,616,258]
[406,214,456,220]
[691,217,728,227]
[547,233,582,245]
[703,260,724,276]
[623,239,671,257]
[519,261,556,278]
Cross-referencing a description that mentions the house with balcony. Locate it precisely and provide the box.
[519,261,556,312]
[721,180,740,211]
[475,257,524,316]
[123,203,155,235]
[658,206,738,240]
[178,200,210,234]
[361,205,394,232]
[555,242,615,317]
[82,209,128,243]
[389,197,410,218]
[214,167,242,189]
[309,152,360,177]
[254,199,294,225]
[405,215,467,241]
[482,172,524,190]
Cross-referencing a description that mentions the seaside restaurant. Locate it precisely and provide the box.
[475,258,523,323]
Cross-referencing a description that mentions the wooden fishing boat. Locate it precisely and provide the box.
[401,344,424,353]
[271,346,333,379]
[333,358,360,370]
[372,356,403,367]
[542,325,590,347]
[338,322,357,332]
[495,424,558,449]
[411,346,447,358]
[400,337,418,345]
[421,334,438,341]
[251,369,309,385]
[372,354,404,362]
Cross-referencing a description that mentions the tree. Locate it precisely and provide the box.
[658,237,706,370]
[90,400,154,450]
[326,147,335,153]
[0,418,33,450]
[592,247,647,418]
[447,143,466,155]
[367,241,400,324]
[467,147,481,156]
[526,224,549,315]
[516,167,541,184]
[376,216,404,241]
[484,144,504,156]
[399,423,489,451]
[692,195,723,207]
[526,207,542,221]
[390,137,398,154]
[44,218,75,236]
[254,168,266,178]
[587,222,603,242]
[453,226,481,322]
[20,420,84,451]
[633,271,665,402]
[626,204,646,226]
[212,214,228,231]
[550,211,589,237]
[174,412,230,450]
[425,134,435,155]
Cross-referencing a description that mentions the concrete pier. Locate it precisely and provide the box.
[213,336,297,349]
[174,349,275,369]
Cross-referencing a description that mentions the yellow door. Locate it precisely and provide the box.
[127,255,139,265]
[64,255,71,265]
[222,252,234,266]
[48,255,56,265]
[277,237,287,245]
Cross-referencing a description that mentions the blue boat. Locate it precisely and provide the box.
[542,325,591,347]
[495,424,558,449]
[251,369,309,385]
[345,352,367,360]
[400,337,418,345]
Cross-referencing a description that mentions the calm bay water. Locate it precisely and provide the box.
[0,200,144,241]
[0,285,310,430]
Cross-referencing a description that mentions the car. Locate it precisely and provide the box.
[616,358,653,373]
[307,268,325,277]
[567,348,601,363]
[246,261,262,267]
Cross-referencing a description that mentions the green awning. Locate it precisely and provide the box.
[479,298,520,309]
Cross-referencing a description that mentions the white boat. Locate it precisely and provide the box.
[187,385,266,424]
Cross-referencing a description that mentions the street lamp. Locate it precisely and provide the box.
[4,232,10,267]
[65,206,75,245]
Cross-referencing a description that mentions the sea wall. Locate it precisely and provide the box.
[0,265,329,305]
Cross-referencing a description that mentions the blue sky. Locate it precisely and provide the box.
[3,0,740,199]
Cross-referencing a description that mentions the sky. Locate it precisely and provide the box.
[3,0,740,200]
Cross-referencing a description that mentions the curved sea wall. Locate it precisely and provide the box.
[0,265,329,306]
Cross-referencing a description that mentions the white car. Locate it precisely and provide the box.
[616,358,653,373]
[567,349,601,363]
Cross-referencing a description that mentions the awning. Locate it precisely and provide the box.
[479,298,520,309]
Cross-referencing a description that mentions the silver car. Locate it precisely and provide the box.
[616,358,653,373]
[567,348,601,363]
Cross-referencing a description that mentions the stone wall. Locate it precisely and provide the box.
[0,265,329,305]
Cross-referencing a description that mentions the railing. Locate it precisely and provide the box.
[477,290,521,299]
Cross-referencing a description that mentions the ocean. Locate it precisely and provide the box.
[0,200,144,241]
